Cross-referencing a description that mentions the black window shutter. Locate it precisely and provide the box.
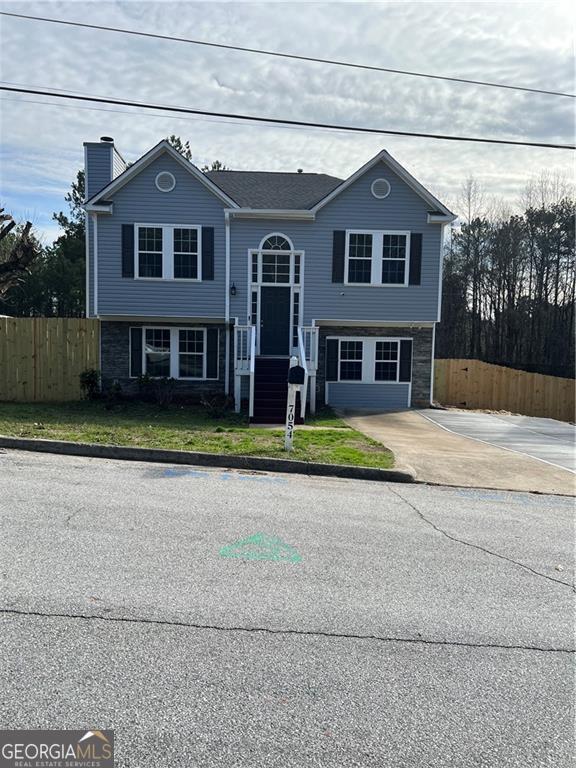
[130,327,143,377]
[122,224,135,278]
[399,340,412,382]
[409,233,422,285]
[332,231,346,282]
[326,339,339,381]
[206,328,219,379]
[202,227,215,280]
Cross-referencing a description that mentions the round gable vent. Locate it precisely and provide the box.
[371,178,391,199]
[155,171,176,192]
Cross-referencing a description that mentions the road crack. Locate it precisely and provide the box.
[388,486,575,591]
[0,607,572,654]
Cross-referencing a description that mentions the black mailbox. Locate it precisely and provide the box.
[287,365,306,385]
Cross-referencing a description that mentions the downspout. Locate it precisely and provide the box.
[84,212,90,317]
[224,210,231,395]
[430,323,436,405]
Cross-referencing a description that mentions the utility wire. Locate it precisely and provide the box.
[1,84,574,150]
[0,95,366,137]
[1,10,574,99]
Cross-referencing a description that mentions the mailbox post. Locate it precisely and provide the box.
[285,356,305,451]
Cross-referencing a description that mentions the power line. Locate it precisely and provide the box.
[1,84,574,150]
[1,10,574,100]
[0,95,350,136]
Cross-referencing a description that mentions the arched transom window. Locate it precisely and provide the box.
[259,233,293,251]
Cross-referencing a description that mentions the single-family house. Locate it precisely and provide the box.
[84,137,455,421]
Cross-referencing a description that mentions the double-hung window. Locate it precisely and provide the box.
[138,227,163,278]
[375,340,399,381]
[345,230,410,286]
[144,328,171,376]
[136,224,201,280]
[347,233,373,284]
[174,228,199,279]
[339,340,363,381]
[133,326,218,380]
[178,329,205,378]
[327,337,410,384]
[381,235,407,284]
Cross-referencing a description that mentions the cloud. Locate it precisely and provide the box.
[0,0,573,242]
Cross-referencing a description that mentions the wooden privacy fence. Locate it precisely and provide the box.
[0,318,100,401]
[434,358,575,423]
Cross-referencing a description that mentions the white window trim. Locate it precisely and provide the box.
[134,223,202,282]
[338,339,364,382]
[258,231,294,251]
[246,247,305,355]
[327,336,411,384]
[344,230,410,287]
[374,339,401,383]
[130,326,218,380]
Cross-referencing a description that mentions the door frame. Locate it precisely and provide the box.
[247,241,304,356]
[259,285,292,356]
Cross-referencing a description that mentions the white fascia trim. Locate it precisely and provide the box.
[85,203,113,214]
[311,149,456,220]
[99,315,225,323]
[427,213,454,224]
[314,319,435,328]
[84,140,239,208]
[226,208,315,220]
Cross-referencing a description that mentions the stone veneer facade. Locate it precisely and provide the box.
[101,321,433,409]
[314,325,434,408]
[100,321,228,398]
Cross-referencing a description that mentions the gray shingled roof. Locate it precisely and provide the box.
[205,170,343,209]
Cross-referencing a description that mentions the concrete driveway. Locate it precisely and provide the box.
[0,449,574,767]
[343,410,575,495]
[421,410,575,473]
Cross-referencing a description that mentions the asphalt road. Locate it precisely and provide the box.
[0,449,574,767]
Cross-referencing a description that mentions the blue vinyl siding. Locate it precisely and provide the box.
[88,151,443,324]
[85,143,112,199]
[96,154,227,318]
[327,382,410,409]
[229,160,442,324]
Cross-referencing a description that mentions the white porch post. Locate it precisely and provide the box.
[310,375,316,414]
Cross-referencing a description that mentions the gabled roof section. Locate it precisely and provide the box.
[205,170,342,210]
[84,140,239,208]
[311,149,456,220]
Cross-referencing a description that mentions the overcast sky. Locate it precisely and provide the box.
[0,0,573,243]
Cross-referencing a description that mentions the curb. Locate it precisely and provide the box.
[0,435,415,484]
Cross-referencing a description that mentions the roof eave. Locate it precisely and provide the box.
[311,149,455,219]
[226,208,315,220]
[427,213,457,224]
[85,140,240,208]
[84,202,113,214]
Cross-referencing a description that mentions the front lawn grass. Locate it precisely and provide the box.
[0,401,393,469]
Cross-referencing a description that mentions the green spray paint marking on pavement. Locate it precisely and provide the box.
[219,533,302,563]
